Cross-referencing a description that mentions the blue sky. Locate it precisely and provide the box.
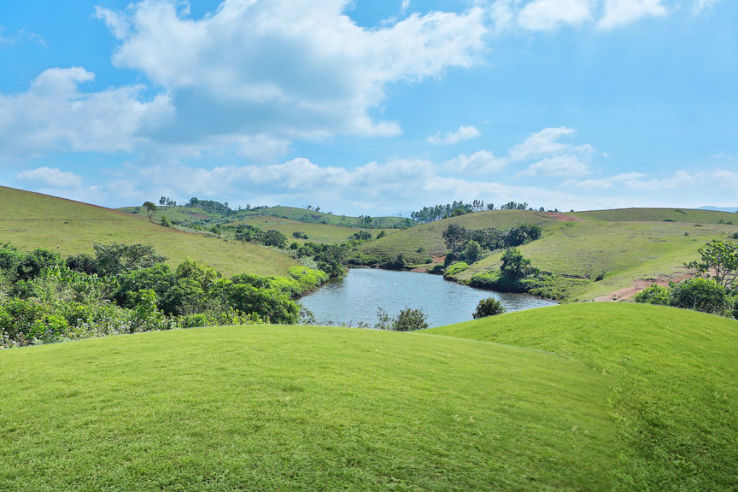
[1,0,736,215]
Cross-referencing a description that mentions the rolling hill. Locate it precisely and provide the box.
[1,303,735,489]
[429,303,738,490]
[353,207,738,301]
[0,186,297,277]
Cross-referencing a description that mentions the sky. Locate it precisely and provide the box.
[0,0,736,215]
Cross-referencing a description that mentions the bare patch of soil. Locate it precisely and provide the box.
[595,273,692,302]
[543,212,584,222]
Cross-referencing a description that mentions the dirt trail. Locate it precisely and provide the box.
[595,273,692,302]
[543,212,584,222]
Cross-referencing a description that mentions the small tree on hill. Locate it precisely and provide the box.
[686,240,738,289]
[500,248,534,280]
[143,201,157,222]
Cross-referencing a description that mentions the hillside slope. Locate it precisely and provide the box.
[429,303,738,490]
[0,186,296,276]
[0,323,614,490]
[354,210,561,263]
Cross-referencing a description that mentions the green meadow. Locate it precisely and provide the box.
[0,187,296,277]
[233,215,394,244]
[1,303,735,489]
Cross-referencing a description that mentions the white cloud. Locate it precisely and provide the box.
[96,0,487,145]
[16,167,83,188]
[0,67,173,159]
[428,125,481,145]
[444,150,506,173]
[598,0,667,29]
[518,0,593,31]
[518,155,591,177]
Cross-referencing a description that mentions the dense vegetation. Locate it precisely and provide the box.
[0,243,327,348]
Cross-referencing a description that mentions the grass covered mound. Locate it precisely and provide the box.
[0,186,296,277]
[429,303,738,490]
[0,324,615,490]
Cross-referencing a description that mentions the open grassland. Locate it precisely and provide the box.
[453,219,738,300]
[241,205,410,228]
[233,216,394,244]
[355,210,560,263]
[575,207,738,224]
[0,323,615,490]
[0,187,296,277]
[429,303,738,490]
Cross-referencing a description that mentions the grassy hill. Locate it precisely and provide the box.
[354,210,560,263]
[121,204,411,230]
[429,303,738,490]
[575,207,738,224]
[233,216,395,244]
[0,321,614,490]
[353,207,737,300]
[453,218,737,300]
[1,303,735,489]
[0,186,297,277]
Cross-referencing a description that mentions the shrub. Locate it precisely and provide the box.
[635,284,670,305]
[444,262,469,277]
[669,277,728,314]
[473,298,506,319]
[392,308,428,331]
[375,307,429,331]
[428,264,445,275]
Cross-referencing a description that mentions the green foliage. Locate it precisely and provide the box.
[143,201,157,222]
[500,248,534,280]
[462,240,482,263]
[92,243,167,276]
[382,254,406,270]
[444,262,469,277]
[634,284,670,305]
[473,298,506,318]
[685,239,738,289]
[375,307,429,331]
[262,229,288,248]
[668,277,728,314]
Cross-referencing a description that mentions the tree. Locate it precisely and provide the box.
[143,201,157,222]
[686,240,738,289]
[375,307,428,331]
[500,248,533,280]
[93,243,167,277]
[473,298,506,318]
[462,240,482,263]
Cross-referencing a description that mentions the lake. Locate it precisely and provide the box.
[299,268,556,328]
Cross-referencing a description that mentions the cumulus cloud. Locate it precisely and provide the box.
[508,127,595,176]
[598,0,667,29]
[693,0,721,12]
[428,125,481,145]
[96,0,488,145]
[16,167,83,188]
[0,67,173,159]
[518,0,593,31]
[444,150,506,173]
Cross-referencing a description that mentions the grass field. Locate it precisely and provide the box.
[575,207,738,224]
[0,321,614,490]
[0,187,297,277]
[1,303,735,489]
[233,216,395,244]
[430,303,738,490]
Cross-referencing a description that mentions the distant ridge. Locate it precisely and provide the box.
[700,206,738,213]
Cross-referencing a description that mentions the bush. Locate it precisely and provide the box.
[375,307,429,331]
[669,277,728,314]
[428,264,445,275]
[392,308,429,331]
[444,262,469,277]
[635,284,670,305]
[473,298,506,318]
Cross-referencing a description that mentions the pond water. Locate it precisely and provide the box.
[299,268,556,328]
